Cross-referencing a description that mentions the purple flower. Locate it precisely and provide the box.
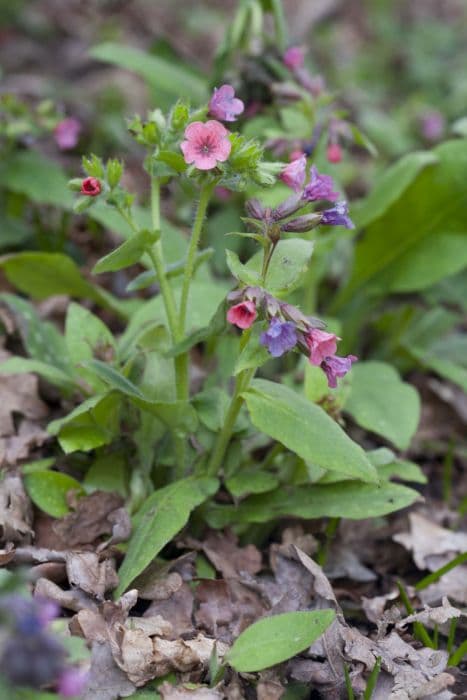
[58,667,89,698]
[420,110,445,141]
[303,165,339,202]
[283,47,305,71]
[280,155,307,192]
[321,201,354,229]
[54,118,81,150]
[321,354,357,388]
[208,84,244,122]
[260,318,297,357]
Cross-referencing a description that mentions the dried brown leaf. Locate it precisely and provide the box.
[144,582,194,638]
[0,473,33,544]
[183,530,262,579]
[35,576,98,612]
[0,419,50,466]
[159,683,223,699]
[53,490,125,546]
[66,551,119,599]
[394,513,467,569]
[0,353,48,437]
[396,597,463,629]
[84,640,136,700]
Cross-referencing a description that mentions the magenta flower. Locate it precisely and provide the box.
[54,118,81,150]
[80,177,101,196]
[280,154,306,192]
[303,165,339,202]
[306,329,339,366]
[283,46,305,71]
[57,667,89,698]
[181,120,231,170]
[260,318,297,357]
[420,110,444,141]
[209,84,244,122]
[321,201,354,229]
[321,354,357,388]
[227,301,257,329]
[326,142,342,163]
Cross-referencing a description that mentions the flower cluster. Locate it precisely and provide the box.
[227,287,356,388]
[0,595,88,697]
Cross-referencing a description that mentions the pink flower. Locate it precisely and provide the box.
[289,149,305,161]
[57,668,89,698]
[80,177,101,196]
[326,143,342,163]
[303,165,339,202]
[181,120,231,170]
[227,301,257,329]
[54,118,81,150]
[209,84,244,122]
[306,329,339,366]
[280,154,306,192]
[321,354,357,388]
[284,46,305,71]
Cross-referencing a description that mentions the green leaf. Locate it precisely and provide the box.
[227,610,335,672]
[337,140,467,304]
[24,471,84,517]
[206,481,420,527]
[0,150,73,208]
[344,361,420,450]
[351,151,437,229]
[0,357,75,391]
[226,239,314,296]
[65,303,116,392]
[0,252,126,317]
[234,322,271,375]
[115,477,218,596]
[83,360,198,432]
[83,452,128,497]
[0,294,71,372]
[408,339,467,393]
[93,229,160,274]
[48,393,121,453]
[243,379,378,483]
[90,43,207,104]
[226,469,279,499]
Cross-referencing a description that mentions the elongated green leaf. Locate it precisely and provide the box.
[24,471,84,518]
[206,480,420,528]
[65,303,116,392]
[93,229,160,274]
[0,252,127,317]
[0,357,75,391]
[337,140,467,304]
[0,150,72,207]
[115,477,218,596]
[90,43,207,103]
[227,610,335,672]
[352,151,437,229]
[226,239,314,296]
[83,359,198,431]
[243,379,378,483]
[344,361,420,450]
[48,393,121,453]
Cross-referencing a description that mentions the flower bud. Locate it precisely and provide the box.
[80,177,101,197]
[326,143,342,163]
[281,213,322,232]
[272,192,303,221]
[171,100,190,130]
[245,198,265,220]
[82,154,104,179]
[106,159,123,189]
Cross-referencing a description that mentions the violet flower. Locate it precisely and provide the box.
[321,354,357,388]
[260,318,297,357]
[54,117,81,150]
[209,84,244,122]
[181,120,231,170]
[321,201,354,229]
[303,165,339,202]
[283,46,305,71]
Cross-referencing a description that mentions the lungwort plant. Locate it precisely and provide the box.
[0,81,422,598]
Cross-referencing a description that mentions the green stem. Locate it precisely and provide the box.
[179,181,215,334]
[149,178,186,474]
[148,179,180,344]
[207,367,255,477]
[397,580,435,648]
[270,0,287,53]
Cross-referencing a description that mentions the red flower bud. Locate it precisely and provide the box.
[80,177,101,196]
[326,143,342,164]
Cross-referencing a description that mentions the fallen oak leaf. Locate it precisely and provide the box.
[159,683,223,699]
[66,551,119,599]
[53,490,125,546]
[396,596,463,630]
[0,473,33,544]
